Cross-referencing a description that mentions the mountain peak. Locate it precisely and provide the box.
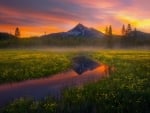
[67,23,89,36]
[44,23,104,38]
[70,23,88,32]
[75,23,86,28]
[66,23,104,37]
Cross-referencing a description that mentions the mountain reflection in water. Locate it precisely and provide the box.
[0,63,110,107]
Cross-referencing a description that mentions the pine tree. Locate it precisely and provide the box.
[122,24,126,36]
[108,25,112,36]
[126,24,132,35]
[15,27,20,37]
[105,26,108,36]
[107,25,113,48]
[133,28,137,38]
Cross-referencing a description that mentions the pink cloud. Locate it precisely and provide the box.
[0,0,149,36]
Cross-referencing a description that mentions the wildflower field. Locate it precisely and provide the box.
[0,49,150,113]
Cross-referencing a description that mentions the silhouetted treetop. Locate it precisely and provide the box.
[122,24,126,36]
[15,27,21,37]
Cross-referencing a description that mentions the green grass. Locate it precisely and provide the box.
[0,50,74,84]
[61,51,150,113]
[0,50,150,113]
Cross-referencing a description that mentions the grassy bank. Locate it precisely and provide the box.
[0,50,150,113]
[0,50,74,84]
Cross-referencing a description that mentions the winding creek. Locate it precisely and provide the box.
[0,64,109,107]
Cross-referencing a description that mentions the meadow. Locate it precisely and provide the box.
[0,50,74,84]
[0,49,150,113]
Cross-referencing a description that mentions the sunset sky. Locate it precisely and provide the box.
[0,0,150,37]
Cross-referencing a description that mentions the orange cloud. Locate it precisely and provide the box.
[0,25,63,37]
[0,0,150,37]
[20,26,63,37]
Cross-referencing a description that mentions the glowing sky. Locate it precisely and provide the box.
[0,0,150,37]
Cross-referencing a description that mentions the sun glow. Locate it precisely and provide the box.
[117,14,150,32]
[0,0,150,37]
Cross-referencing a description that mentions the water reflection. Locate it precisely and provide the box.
[0,64,111,107]
[72,56,100,74]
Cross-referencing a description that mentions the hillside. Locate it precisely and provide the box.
[0,32,16,40]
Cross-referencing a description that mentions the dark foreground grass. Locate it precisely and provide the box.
[0,50,150,113]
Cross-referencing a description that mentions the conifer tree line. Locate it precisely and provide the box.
[122,24,133,36]
[105,25,112,37]
[105,24,137,37]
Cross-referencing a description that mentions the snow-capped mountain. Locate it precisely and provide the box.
[67,23,89,36]
[43,23,104,38]
[67,23,104,37]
